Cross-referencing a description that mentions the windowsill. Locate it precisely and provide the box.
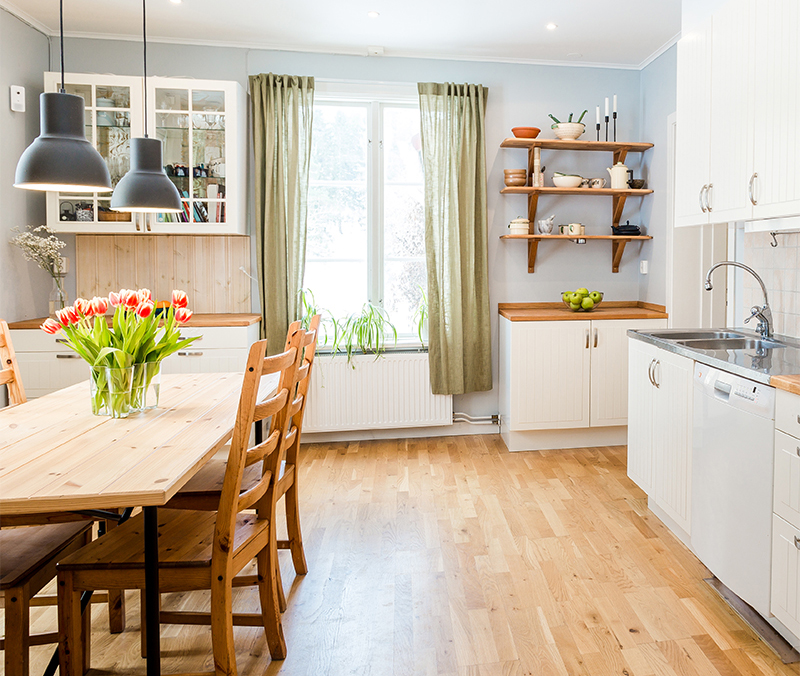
[316,341,428,356]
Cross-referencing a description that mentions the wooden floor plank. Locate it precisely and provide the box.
[8,437,798,676]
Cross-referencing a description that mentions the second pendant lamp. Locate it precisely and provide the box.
[111,0,181,213]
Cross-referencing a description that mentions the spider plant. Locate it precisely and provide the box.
[296,288,336,346]
[333,302,397,365]
[413,289,428,346]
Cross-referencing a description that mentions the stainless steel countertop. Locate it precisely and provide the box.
[628,328,800,385]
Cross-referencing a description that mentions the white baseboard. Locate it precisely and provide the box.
[500,426,627,452]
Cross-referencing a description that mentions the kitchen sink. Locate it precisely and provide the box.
[675,338,786,350]
[647,330,746,340]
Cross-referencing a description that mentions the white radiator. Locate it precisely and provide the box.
[303,352,453,432]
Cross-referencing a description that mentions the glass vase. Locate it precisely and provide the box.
[90,365,134,418]
[49,274,68,318]
[130,362,161,412]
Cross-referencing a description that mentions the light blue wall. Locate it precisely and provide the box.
[638,45,678,304]
[54,39,649,414]
[0,9,51,322]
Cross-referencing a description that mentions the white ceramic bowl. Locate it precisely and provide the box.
[553,122,585,140]
[552,175,583,188]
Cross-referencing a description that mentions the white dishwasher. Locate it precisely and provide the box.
[692,362,776,618]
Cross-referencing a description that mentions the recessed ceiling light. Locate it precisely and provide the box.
[546,23,558,31]
[368,11,380,18]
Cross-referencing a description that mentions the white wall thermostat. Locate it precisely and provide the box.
[10,85,25,113]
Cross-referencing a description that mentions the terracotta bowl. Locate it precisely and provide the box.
[511,127,541,139]
[504,176,528,187]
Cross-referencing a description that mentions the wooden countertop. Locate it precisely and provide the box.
[499,301,668,322]
[8,313,261,330]
[770,375,800,395]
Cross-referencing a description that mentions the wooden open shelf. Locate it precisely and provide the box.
[500,137,654,273]
[500,138,654,165]
[499,234,653,274]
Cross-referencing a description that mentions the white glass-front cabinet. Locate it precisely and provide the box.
[627,339,694,536]
[44,73,245,235]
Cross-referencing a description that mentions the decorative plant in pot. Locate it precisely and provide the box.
[332,302,398,367]
[40,289,198,417]
[548,110,588,140]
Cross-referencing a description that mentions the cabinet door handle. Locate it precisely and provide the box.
[699,185,708,213]
[653,360,661,388]
[56,353,82,359]
[794,535,800,550]
[55,338,69,344]
[593,329,598,348]
[178,351,204,357]
[134,214,141,232]
[145,214,152,232]
[749,172,758,205]
[796,446,800,458]
[648,359,655,386]
[706,183,713,212]
[178,334,202,341]
[585,329,590,349]
[796,414,800,425]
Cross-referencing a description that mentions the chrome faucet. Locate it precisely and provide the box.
[704,261,773,338]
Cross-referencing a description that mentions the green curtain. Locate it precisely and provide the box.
[418,82,491,395]
[250,73,314,353]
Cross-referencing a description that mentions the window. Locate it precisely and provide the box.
[304,84,426,341]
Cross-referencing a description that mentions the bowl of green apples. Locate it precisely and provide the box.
[561,288,604,312]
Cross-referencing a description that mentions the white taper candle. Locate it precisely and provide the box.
[605,97,609,117]
[613,94,617,113]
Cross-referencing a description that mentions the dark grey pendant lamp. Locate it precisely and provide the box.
[14,0,112,192]
[111,0,181,212]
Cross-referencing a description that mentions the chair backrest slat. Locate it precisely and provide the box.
[0,320,26,407]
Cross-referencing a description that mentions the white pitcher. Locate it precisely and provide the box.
[607,161,632,190]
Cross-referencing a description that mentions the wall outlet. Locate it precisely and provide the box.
[10,85,25,112]
[640,260,649,274]
[59,257,70,275]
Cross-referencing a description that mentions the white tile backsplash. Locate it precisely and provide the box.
[741,231,800,338]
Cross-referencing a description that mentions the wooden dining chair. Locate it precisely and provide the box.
[165,316,321,609]
[1,522,92,676]
[56,331,306,675]
[0,319,26,406]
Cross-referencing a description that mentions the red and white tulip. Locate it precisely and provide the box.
[172,290,188,309]
[174,307,193,324]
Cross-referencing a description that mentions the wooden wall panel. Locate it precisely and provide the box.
[76,235,252,313]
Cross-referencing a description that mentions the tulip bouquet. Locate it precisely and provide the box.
[41,289,199,417]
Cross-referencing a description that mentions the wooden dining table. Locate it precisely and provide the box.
[0,371,276,676]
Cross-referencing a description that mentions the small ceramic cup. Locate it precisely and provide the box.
[580,178,591,189]
[568,223,583,236]
[590,178,606,189]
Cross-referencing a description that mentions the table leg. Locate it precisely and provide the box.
[144,506,161,676]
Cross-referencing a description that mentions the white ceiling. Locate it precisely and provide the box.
[4,0,681,69]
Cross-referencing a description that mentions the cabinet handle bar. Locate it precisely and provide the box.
[593,329,598,348]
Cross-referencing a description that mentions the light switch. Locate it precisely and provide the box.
[10,85,25,113]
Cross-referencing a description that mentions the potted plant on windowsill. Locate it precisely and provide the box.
[332,302,398,367]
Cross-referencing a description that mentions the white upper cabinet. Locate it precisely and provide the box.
[752,0,800,220]
[675,16,713,228]
[676,0,800,228]
[708,0,757,222]
[44,73,246,235]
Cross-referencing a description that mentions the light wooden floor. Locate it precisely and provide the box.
[10,435,798,676]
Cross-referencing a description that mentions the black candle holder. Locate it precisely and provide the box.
[613,112,617,142]
[605,115,609,142]
[596,122,600,142]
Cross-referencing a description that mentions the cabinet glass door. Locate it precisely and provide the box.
[57,82,134,225]
[154,86,226,225]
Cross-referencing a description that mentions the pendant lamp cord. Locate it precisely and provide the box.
[142,0,148,138]
[59,0,65,93]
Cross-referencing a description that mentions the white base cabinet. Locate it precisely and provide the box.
[772,391,800,645]
[10,324,259,398]
[498,318,666,448]
[627,339,694,536]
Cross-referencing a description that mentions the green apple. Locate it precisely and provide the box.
[570,292,582,304]
[562,292,572,303]
[589,291,602,303]
[569,302,581,311]
[576,287,589,296]
[581,297,595,310]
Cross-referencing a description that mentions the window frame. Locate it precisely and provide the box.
[309,81,424,342]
